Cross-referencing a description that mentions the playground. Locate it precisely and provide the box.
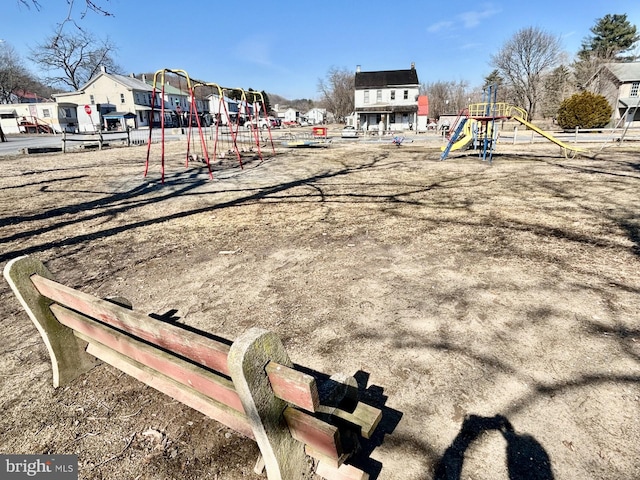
[0,138,638,479]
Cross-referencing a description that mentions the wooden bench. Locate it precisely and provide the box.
[4,256,387,480]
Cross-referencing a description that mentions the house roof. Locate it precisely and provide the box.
[618,97,640,107]
[355,69,419,89]
[102,111,137,118]
[603,62,640,82]
[147,81,189,96]
[66,72,155,94]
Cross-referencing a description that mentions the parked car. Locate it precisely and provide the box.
[341,126,359,138]
[245,117,279,129]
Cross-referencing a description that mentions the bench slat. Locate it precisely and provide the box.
[320,402,382,439]
[51,304,244,414]
[283,407,342,461]
[87,340,347,462]
[305,445,349,468]
[85,341,256,439]
[53,307,347,461]
[316,461,369,480]
[31,274,231,376]
[266,361,320,412]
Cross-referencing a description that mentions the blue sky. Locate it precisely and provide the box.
[3,0,640,99]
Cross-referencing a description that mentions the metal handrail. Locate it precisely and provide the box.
[467,103,527,121]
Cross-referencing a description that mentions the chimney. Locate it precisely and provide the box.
[142,74,147,83]
[100,65,106,73]
[129,73,135,78]
[356,65,361,73]
[411,62,415,70]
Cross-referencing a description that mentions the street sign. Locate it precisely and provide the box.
[84,105,92,115]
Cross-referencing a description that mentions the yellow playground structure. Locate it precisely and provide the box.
[441,85,586,162]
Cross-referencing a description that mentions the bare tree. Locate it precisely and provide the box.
[541,65,573,119]
[29,30,121,90]
[421,80,475,119]
[491,27,563,119]
[317,67,354,122]
[0,42,38,103]
[19,0,113,39]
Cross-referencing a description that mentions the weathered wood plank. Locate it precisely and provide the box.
[315,461,369,480]
[320,402,382,439]
[51,304,244,413]
[85,341,255,439]
[304,445,349,469]
[266,361,320,412]
[31,274,231,376]
[283,407,342,461]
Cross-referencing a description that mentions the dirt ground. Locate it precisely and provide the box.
[0,130,638,480]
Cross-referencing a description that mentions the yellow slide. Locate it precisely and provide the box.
[512,116,586,154]
[441,119,474,152]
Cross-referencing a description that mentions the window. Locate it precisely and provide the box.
[364,90,369,104]
[42,109,50,118]
[403,90,409,100]
[63,108,72,118]
[376,90,382,102]
[390,90,395,100]
[631,82,639,97]
[90,95,95,105]
[120,93,125,104]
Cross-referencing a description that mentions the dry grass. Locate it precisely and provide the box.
[0,136,638,479]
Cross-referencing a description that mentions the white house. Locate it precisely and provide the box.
[305,108,326,125]
[283,108,299,123]
[0,102,78,134]
[354,63,420,131]
[208,94,239,125]
[53,69,171,131]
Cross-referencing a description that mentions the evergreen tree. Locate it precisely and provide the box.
[556,91,612,129]
[580,14,639,61]
[261,91,272,114]
[573,14,639,90]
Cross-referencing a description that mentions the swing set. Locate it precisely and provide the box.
[144,68,276,183]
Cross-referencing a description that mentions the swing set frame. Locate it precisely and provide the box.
[144,69,276,184]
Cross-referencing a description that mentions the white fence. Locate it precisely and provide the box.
[502,125,640,146]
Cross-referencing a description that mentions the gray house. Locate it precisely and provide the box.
[586,62,640,127]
